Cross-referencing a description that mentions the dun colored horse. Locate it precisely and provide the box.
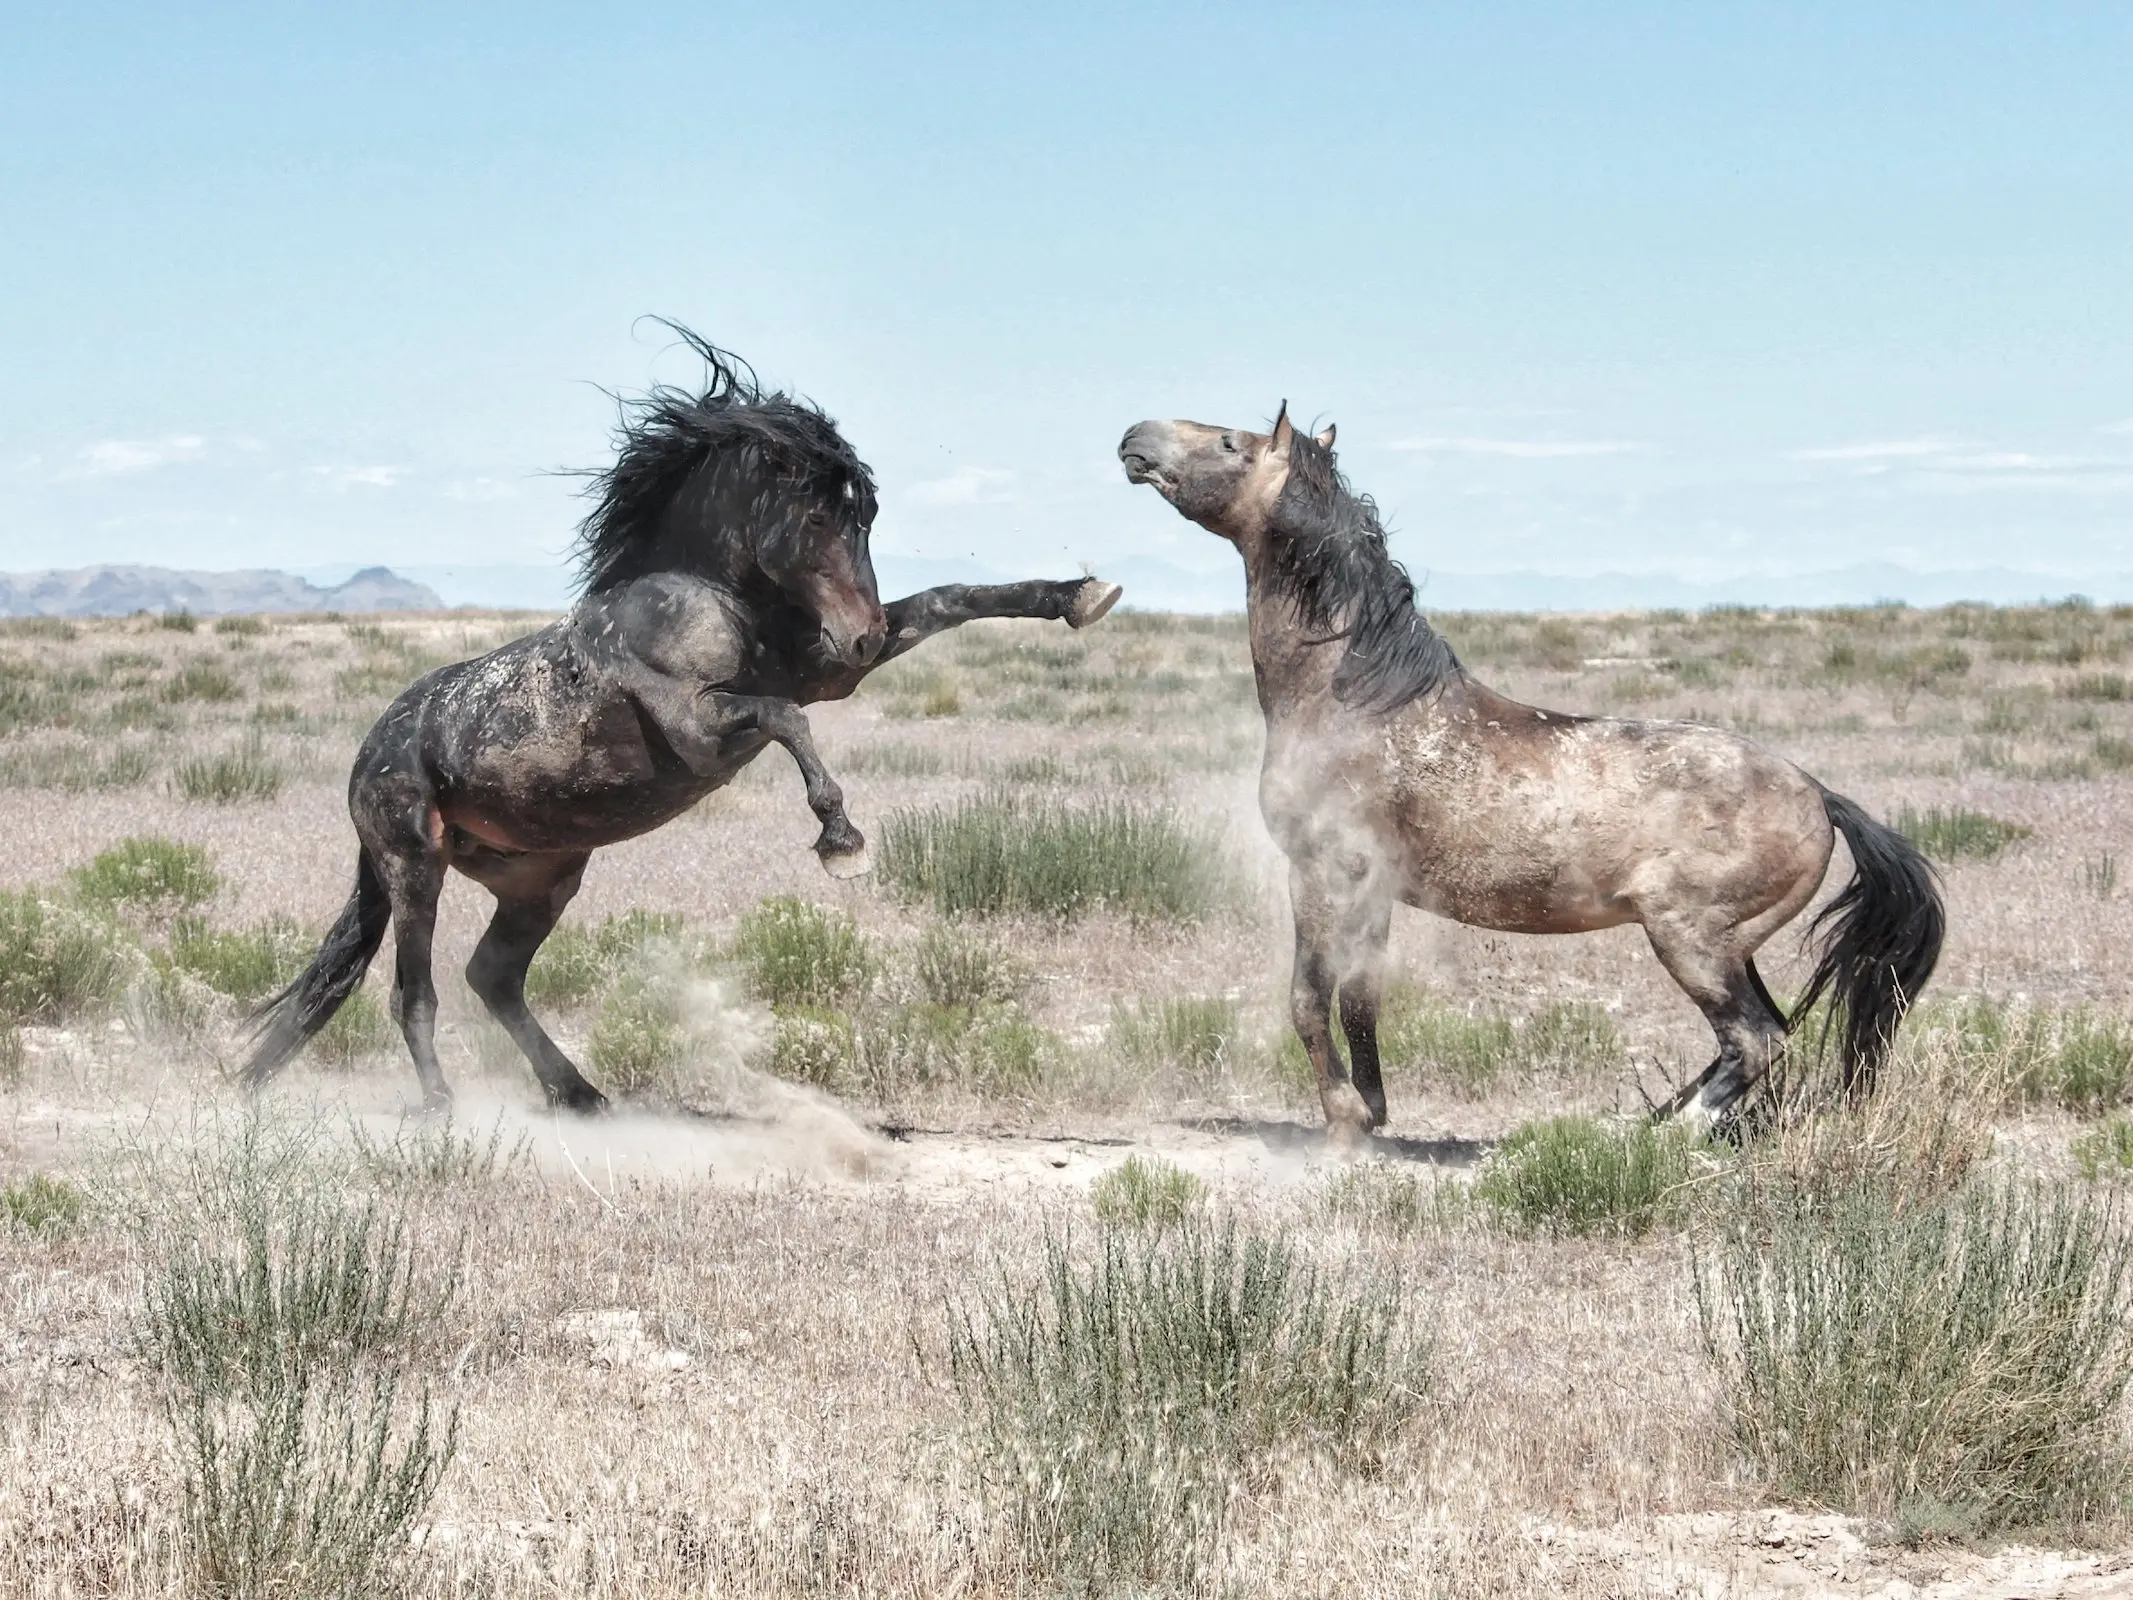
[245,330,1119,1111]
[1120,405,1942,1137]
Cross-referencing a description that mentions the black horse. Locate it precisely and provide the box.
[245,330,1120,1111]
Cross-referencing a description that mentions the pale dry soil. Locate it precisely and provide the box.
[4,603,2133,1594]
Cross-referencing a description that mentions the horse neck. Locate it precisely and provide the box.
[1236,531,1343,715]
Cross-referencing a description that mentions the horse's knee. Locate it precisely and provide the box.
[464,947,519,1015]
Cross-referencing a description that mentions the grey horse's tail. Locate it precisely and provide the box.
[240,849,392,1090]
[1791,787,1945,1096]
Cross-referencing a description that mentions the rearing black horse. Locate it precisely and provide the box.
[245,329,1120,1111]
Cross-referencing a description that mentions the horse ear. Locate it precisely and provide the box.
[1270,401,1294,455]
[1314,422,1336,450]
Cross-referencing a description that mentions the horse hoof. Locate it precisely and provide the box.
[1066,579,1123,629]
[1319,1081,1375,1146]
[820,843,872,880]
[551,1083,609,1116]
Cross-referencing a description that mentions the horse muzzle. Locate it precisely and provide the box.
[1118,422,1175,490]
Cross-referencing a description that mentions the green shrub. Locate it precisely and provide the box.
[157,609,198,632]
[0,1025,21,1087]
[731,896,874,1009]
[1697,1176,2133,1530]
[163,660,242,702]
[912,920,1028,1007]
[1893,805,2031,863]
[0,890,134,1025]
[2073,1119,2133,1182]
[168,915,311,1002]
[1476,1115,1705,1237]
[214,616,267,637]
[0,740,157,790]
[522,909,683,1010]
[175,740,284,804]
[2,1171,86,1234]
[1109,995,1240,1082]
[878,792,1230,921]
[947,1222,1428,1589]
[70,835,221,914]
[2064,672,2132,702]
[1090,1155,1206,1229]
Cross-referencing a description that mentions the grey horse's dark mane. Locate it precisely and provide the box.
[572,323,878,595]
[1268,430,1461,710]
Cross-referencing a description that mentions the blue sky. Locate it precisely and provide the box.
[4,3,2130,599]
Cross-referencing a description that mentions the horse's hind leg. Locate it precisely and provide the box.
[464,854,609,1114]
[1644,922,1787,1134]
[358,800,453,1111]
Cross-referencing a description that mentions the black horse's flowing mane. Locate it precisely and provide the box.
[1268,431,1461,710]
[573,324,878,595]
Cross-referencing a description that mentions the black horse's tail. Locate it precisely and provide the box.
[241,849,392,1090]
[1792,787,1945,1096]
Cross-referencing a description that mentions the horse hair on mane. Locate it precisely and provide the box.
[1269,431,1462,711]
[572,322,878,595]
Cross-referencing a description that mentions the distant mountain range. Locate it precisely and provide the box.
[0,565,443,617]
[10,558,2128,620]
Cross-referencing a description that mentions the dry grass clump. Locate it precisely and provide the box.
[1109,994,1243,1083]
[877,791,1232,922]
[1892,804,2032,863]
[1380,991,1625,1097]
[911,920,1028,1007]
[1697,1172,2133,1535]
[173,737,285,803]
[1475,1115,1710,1238]
[2074,1119,2133,1182]
[0,888,134,1026]
[1089,1154,1206,1228]
[141,1161,458,1599]
[770,996,1060,1105]
[730,896,876,1008]
[1921,997,2133,1115]
[1,1171,87,1235]
[946,1220,1430,1592]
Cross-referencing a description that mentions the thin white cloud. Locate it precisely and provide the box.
[906,466,1019,506]
[2100,418,2133,436]
[77,434,206,475]
[1787,438,1955,462]
[308,465,399,490]
[445,477,519,503]
[1392,436,1644,458]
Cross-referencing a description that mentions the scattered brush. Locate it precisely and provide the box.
[162,660,243,703]
[1321,1162,1464,1237]
[1925,997,2133,1115]
[310,988,394,1068]
[946,1221,1429,1591]
[0,740,156,790]
[523,909,684,1009]
[2073,1119,2133,1183]
[1475,1115,1708,1238]
[156,609,199,632]
[877,791,1231,922]
[1696,1172,2133,1533]
[348,1118,530,1188]
[165,914,311,1002]
[588,967,690,1092]
[1089,1155,1206,1229]
[770,1000,1059,1105]
[0,888,135,1026]
[1892,805,2031,864]
[1108,995,1241,1084]
[1380,992,1624,1097]
[732,896,875,1009]
[69,834,222,916]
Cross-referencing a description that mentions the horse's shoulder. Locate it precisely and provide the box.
[573,576,750,685]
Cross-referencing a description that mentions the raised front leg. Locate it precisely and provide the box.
[874,576,1121,666]
[701,693,870,877]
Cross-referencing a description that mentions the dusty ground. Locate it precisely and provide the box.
[3,600,2132,1595]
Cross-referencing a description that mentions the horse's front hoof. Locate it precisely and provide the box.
[1066,578,1123,629]
[550,1082,610,1116]
[820,842,872,880]
[1319,1080,1376,1148]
